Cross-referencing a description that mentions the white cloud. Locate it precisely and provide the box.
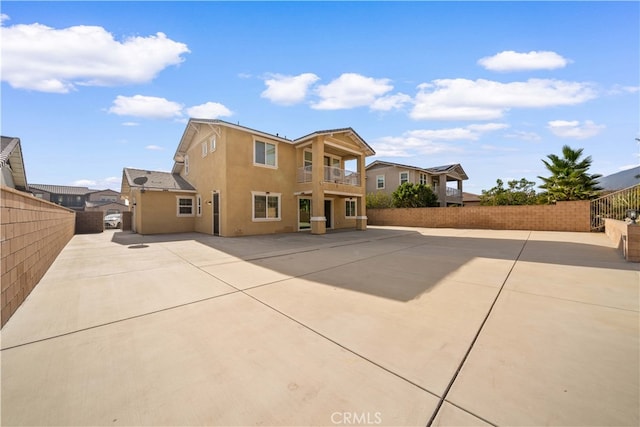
[121,122,139,127]
[72,179,96,187]
[1,22,189,93]
[618,164,640,171]
[478,50,570,72]
[261,73,320,105]
[505,130,542,142]
[411,78,596,121]
[608,84,640,95]
[370,93,412,111]
[312,73,393,110]
[186,102,233,119]
[108,95,184,119]
[547,120,605,139]
[1,14,10,24]
[145,145,164,151]
[372,123,506,157]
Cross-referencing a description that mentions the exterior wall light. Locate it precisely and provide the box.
[626,209,638,224]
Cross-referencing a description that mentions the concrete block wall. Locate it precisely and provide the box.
[1,186,76,326]
[75,211,105,234]
[604,219,640,262]
[367,201,591,232]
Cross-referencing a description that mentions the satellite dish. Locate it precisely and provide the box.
[133,176,148,186]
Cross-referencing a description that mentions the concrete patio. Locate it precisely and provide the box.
[1,226,638,426]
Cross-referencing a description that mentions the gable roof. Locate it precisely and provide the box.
[1,136,29,191]
[29,183,92,195]
[294,128,375,156]
[123,168,196,192]
[365,160,469,180]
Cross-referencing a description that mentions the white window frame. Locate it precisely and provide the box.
[184,154,190,175]
[419,173,428,185]
[345,199,356,218]
[210,135,217,152]
[176,196,195,217]
[251,191,281,222]
[376,175,385,189]
[196,194,202,216]
[201,142,208,157]
[253,139,277,169]
[399,171,409,185]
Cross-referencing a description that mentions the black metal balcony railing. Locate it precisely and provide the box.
[297,166,361,186]
[590,184,640,231]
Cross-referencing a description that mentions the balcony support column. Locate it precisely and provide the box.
[356,154,367,230]
[311,136,326,235]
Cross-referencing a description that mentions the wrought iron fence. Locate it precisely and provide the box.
[590,184,640,231]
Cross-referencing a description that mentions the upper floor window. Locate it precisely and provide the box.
[184,155,190,175]
[210,135,217,152]
[201,142,208,157]
[400,171,409,185]
[376,175,385,189]
[419,173,428,185]
[254,140,277,168]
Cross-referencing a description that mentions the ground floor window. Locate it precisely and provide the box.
[196,194,202,216]
[252,192,281,221]
[177,196,194,216]
[345,199,356,218]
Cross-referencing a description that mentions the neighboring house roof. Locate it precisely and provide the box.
[597,166,640,191]
[85,200,128,208]
[123,168,196,192]
[366,160,469,180]
[463,192,481,203]
[0,136,29,191]
[29,183,93,195]
[294,128,375,157]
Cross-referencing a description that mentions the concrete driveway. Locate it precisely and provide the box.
[1,227,638,426]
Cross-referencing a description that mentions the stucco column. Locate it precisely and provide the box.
[437,177,446,207]
[311,136,326,235]
[356,154,367,231]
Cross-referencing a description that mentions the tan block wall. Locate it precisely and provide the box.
[367,201,591,232]
[1,186,76,327]
[605,219,640,262]
[75,211,105,234]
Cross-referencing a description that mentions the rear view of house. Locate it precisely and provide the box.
[121,119,375,236]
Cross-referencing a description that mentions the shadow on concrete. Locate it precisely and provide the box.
[111,228,637,302]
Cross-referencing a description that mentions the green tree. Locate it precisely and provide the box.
[538,145,602,203]
[480,178,539,206]
[392,182,439,208]
[366,192,394,209]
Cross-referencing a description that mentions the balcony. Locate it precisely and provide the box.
[297,166,361,186]
[446,187,461,198]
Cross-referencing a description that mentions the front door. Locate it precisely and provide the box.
[299,198,311,230]
[324,199,332,229]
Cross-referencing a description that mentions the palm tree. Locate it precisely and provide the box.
[538,145,602,203]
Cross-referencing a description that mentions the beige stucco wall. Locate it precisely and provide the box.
[132,189,196,235]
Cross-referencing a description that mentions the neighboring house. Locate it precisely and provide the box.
[462,192,481,206]
[1,136,29,192]
[30,184,126,214]
[597,166,640,192]
[365,160,468,207]
[120,119,375,236]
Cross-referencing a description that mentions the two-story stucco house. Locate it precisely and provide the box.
[365,160,468,207]
[121,119,375,236]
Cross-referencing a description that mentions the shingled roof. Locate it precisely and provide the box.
[123,168,196,192]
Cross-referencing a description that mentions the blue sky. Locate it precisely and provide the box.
[2,1,638,193]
